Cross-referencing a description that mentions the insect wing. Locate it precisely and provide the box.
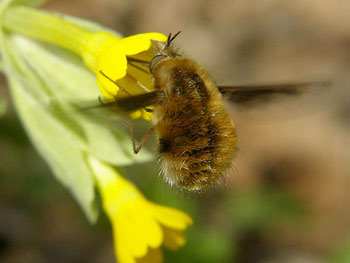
[218,81,330,107]
[72,91,158,129]
[101,92,158,113]
[77,91,158,113]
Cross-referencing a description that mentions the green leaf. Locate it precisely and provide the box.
[9,77,99,221]
[11,34,154,165]
[0,33,99,220]
[0,14,154,221]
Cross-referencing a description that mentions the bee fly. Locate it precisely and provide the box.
[94,32,329,191]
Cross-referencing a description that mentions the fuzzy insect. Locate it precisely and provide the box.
[93,32,328,191]
[151,38,238,191]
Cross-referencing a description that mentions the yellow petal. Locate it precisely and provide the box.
[162,227,186,250]
[153,204,193,230]
[124,201,163,257]
[99,50,127,80]
[97,51,127,98]
[141,109,153,121]
[139,202,164,248]
[129,110,142,119]
[82,32,121,72]
[98,84,116,101]
[113,216,134,263]
[116,74,147,97]
[116,208,148,258]
[109,195,164,262]
[116,234,136,263]
[89,156,193,263]
[118,33,167,55]
[126,65,153,93]
[136,248,163,263]
[96,72,118,100]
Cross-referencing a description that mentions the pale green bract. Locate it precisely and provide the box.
[0,0,154,222]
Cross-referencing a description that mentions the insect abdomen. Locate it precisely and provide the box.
[153,57,238,191]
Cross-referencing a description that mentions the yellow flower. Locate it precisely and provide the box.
[2,7,193,262]
[88,156,193,263]
[82,32,167,120]
[2,6,167,120]
[82,32,192,262]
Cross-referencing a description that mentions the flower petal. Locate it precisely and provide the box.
[153,204,193,230]
[82,32,121,72]
[116,208,148,258]
[96,51,127,98]
[162,226,186,250]
[115,230,136,263]
[129,110,142,119]
[96,73,118,100]
[118,33,167,56]
[126,65,153,93]
[122,200,163,257]
[99,49,127,80]
[136,248,163,263]
[141,108,153,121]
[116,74,148,97]
[139,202,164,248]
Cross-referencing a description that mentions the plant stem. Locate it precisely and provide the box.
[2,6,91,54]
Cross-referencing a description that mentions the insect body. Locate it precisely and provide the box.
[152,55,237,191]
[93,32,328,192]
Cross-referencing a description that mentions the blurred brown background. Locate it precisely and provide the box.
[1,0,350,262]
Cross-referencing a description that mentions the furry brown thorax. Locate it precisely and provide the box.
[151,55,238,191]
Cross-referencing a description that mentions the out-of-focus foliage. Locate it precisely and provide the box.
[225,187,305,231]
[330,240,350,263]
[0,97,6,118]
[0,5,153,221]
[0,3,191,262]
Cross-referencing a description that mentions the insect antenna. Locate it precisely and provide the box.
[166,31,182,47]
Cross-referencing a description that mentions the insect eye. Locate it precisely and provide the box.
[150,55,167,73]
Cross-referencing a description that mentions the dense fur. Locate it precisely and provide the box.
[152,57,238,191]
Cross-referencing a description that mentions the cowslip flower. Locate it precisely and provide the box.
[2,5,167,119]
[0,2,192,263]
[89,156,193,263]
[82,31,167,120]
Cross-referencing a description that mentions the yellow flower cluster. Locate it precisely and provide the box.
[82,32,167,119]
[2,6,167,119]
[1,5,192,263]
[81,30,191,263]
[89,156,192,263]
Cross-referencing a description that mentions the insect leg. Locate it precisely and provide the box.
[98,95,106,105]
[99,70,132,97]
[129,122,155,154]
[129,121,137,153]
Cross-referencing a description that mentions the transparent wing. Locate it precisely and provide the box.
[71,91,158,130]
[78,91,158,113]
[218,81,330,107]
